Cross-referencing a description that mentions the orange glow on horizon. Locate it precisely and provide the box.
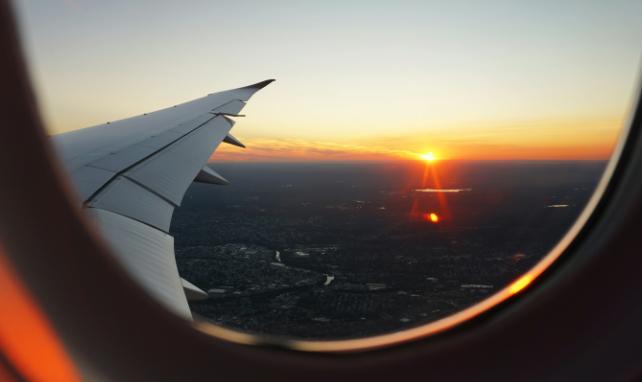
[210,121,619,162]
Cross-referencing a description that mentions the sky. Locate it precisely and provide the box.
[14,0,642,161]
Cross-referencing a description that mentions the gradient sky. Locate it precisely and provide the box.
[15,0,642,161]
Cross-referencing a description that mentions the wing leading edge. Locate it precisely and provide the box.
[52,80,274,318]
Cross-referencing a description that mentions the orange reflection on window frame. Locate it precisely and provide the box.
[0,250,80,382]
[509,274,534,295]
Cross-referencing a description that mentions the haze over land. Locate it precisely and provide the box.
[173,160,603,338]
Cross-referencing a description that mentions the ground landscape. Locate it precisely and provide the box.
[171,160,604,339]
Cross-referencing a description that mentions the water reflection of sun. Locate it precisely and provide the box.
[423,212,440,223]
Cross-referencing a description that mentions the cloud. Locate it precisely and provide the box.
[211,137,415,162]
[211,117,620,162]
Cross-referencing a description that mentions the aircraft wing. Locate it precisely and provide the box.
[50,80,274,319]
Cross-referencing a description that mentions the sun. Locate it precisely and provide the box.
[420,152,436,162]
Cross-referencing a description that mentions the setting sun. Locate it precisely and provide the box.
[420,152,436,162]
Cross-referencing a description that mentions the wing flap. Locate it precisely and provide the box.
[68,166,116,201]
[124,115,232,205]
[88,176,175,232]
[88,144,159,173]
[88,208,191,318]
[70,113,215,201]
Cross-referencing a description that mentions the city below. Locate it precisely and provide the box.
[172,160,604,339]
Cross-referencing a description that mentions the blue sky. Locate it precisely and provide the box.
[14,0,642,160]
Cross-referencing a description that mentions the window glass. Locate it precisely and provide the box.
[17,1,642,341]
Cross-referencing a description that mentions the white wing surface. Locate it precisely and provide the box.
[51,80,274,318]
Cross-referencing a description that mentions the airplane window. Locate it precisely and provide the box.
[14,1,642,346]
